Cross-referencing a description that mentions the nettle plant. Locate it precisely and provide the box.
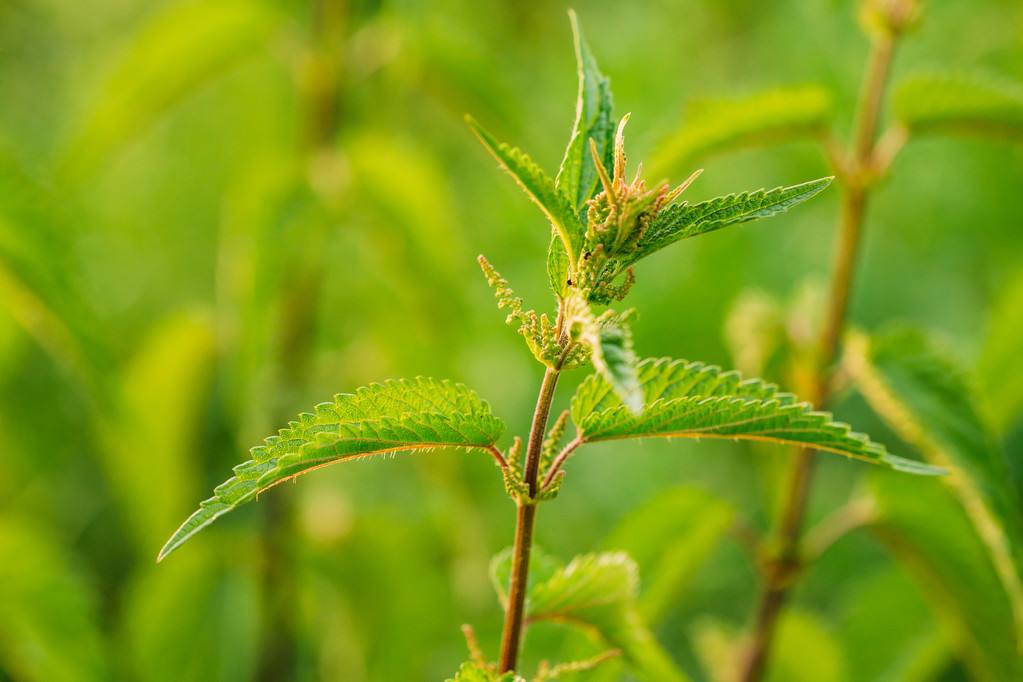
[158,12,941,680]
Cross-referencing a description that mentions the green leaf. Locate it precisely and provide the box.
[977,270,1023,435]
[159,378,505,561]
[844,326,1023,642]
[466,116,584,268]
[868,473,1022,682]
[571,357,942,474]
[447,662,523,682]
[0,518,109,682]
[546,229,571,300]
[837,568,950,682]
[492,549,689,682]
[603,487,734,624]
[649,86,833,175]
[893,72,1023,139]
[0,150,111,398]
[628,178,833,266]
[61,0,280,174]
[590,318,643,415]
[555,10,615,217]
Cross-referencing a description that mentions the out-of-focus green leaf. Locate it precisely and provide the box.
[348,131,466,285]
[571,357,940,474]
[62,0,280,173]
[555,9,615,218]
[693,609,845,682]
[978,270,1023,435]
[893,72,1023,139]
[0,518,108,682]
[845,326,1023,642]
[99,310,217,556]
[466,116,584,266]
[491,550,688,682]
[160,378,505,561]
[603,486,734,623]
[0,150,109,397]
[867,473,1022,681]
[838,567,949,682]
[650,86,833,174]
[122,543,261,682]
[628,178,833,266]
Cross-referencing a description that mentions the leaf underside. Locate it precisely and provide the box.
[158,378,504,561]
[571,357,942,474]
[629,177,833,266]
[591,318,643,414]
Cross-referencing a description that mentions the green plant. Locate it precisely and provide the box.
[156,10,946,679]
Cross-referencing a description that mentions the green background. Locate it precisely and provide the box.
[1,0,1022,680]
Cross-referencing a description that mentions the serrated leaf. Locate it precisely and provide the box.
[628,178,833,266]
[844,326,1023,643]
[893,72,1023,139]
[466,116,584,268]
[492,549,688,682]
[159,378,505,561]
[555,10,615,217]
[61,0,280,174]
[868,473,1022,681]
[649,86,833,175]
[603,487,734,624]
[571,357,942,474]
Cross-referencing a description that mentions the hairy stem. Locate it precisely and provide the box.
[738,26,900,682]
[499,366,562,672]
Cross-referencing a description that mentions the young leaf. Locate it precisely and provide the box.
[893,72,1023,139]
[555,9,615,216]
[571,357,942,474]
[844,326,1023,641]
[492,549,689,682]
[546,230,570,299]
[868,473,1023,681]
[628,178,833,266]
[159,378,505,561]
[649,86,833,175]
[590,318,643,415]
[466,116,584,267]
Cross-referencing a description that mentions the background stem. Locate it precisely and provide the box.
[498,366,561,672]
[737,27,899,682]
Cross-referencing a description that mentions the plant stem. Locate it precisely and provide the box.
[499,365,562,672]
[737,27,900,682]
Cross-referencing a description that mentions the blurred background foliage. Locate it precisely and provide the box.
[1,0,1022,680]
